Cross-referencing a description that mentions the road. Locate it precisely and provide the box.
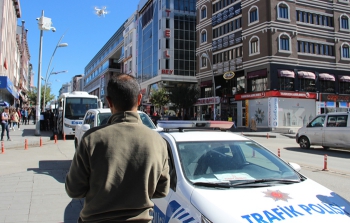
[248,135,350,201]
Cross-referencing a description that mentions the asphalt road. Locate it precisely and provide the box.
[249,135,350,201]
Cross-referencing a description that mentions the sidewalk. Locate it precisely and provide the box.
[1,122,53,150]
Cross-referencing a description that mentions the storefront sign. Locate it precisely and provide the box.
[161,69,173,74]
[320,93,350,102]
[223,71,235,80]
[235,90,317,100]
[268,97,278,127]
[195,96,221,105]
[247,69,267,79]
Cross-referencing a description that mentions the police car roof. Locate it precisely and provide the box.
[162,131,248,142]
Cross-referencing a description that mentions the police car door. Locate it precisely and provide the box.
[152,138,175,223]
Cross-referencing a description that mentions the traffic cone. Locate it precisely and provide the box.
[63,133,66,141]
[267,133,269,139]
[40,137,43,147]
[278,148,280,157]
[54,135,57,144]
[1,142,4,154]
[24,139,28,150]
[322,154,328,171]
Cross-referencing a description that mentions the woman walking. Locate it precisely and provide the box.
[10,108,19,131]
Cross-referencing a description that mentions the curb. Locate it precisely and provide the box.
[242,134,277,138]
[1,137,52,150]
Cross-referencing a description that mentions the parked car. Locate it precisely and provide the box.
[296,112,350,150]
[74,109,157,149]
[150,120,350,222]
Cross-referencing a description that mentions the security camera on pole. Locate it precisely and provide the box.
[35,10,56,136]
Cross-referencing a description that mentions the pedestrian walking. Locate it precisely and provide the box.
[10,108,19,131]
[1,107,11,141]
[65,74,170,222]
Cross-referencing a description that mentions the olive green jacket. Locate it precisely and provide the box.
[65,111,170,222]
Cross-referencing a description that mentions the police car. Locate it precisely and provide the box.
[152,120,350,223]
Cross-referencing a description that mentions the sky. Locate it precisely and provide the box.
[20,0,141,98]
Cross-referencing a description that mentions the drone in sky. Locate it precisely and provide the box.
[94,6,108,17]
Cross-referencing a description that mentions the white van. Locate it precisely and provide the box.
[296,112,350,150]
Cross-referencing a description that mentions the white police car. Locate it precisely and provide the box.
[152,120,350,223]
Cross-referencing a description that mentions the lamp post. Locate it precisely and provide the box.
[201,52,216,120]
[42,69,67,111]
[35,10,57,136]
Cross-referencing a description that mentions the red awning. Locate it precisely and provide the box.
[278,70,295,78]
[319,73,335,81]
[298,71,315,79]
[339,75,350,83]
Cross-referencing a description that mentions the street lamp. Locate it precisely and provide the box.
[35,10,57,136]
[201,52,216,120]
[42,69,68,111]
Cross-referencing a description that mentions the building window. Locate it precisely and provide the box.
[249,36,260,55]
[165,59,170,69]
[201,30,207,43]
[341,43,350,59]
[298,40,334,57]
[340,15,349,30]
[278,70,294,91]
[201,57,207,68]
[166,19,170,28]
[319,73,335,93]
[279,33,291,52]
[166,39,170,48]
[249,6,259,24]
[247,69,267,92]
[298,71,316,92]
[339,75,350,94]
[201,6,207,20]
[277,2,289,20]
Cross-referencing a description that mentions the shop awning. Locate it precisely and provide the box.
[247,69,267,79]
[278,70,295,78]
[319,73,335,81]
[298,71,315,79]
[339,75,350,82]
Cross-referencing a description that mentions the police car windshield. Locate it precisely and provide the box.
[177,141,300,184]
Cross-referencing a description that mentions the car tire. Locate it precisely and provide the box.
[322,146,330,150]
[299,136,310,149]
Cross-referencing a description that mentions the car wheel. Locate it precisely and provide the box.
[299,136,310,149]
[323,146,330,150]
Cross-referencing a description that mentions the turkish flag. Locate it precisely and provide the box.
[3,58,7,70]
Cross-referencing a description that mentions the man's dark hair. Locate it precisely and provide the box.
[107,74,140,111]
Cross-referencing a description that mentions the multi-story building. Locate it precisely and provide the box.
[136,0,198,114]
[72,74,84,91]
[83,24,124,106]
[196,0,350,131]
[120,11,138,76]
[17,20,30,108]
[0,0,22,107]
[59,82,71,96]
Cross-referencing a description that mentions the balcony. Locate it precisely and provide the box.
[224,61,230,67]
[217,62,223,68]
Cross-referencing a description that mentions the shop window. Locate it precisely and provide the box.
[298,71,316,92]
[237,76,245,93]
[247,69,267,92]
[339,75,350,94]
[278,70,294,91]
[319,73,335,93]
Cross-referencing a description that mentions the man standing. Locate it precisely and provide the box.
[65,74,170,223]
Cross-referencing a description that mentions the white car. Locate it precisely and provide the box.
[152,120,350,223]
[74,109,157,149]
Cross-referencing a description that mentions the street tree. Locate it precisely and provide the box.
[169,84,200,119]
[149,88,169,114]
[26,86,55,108]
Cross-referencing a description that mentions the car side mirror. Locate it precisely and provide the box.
[288,162,301,172]
[81,124,90,132]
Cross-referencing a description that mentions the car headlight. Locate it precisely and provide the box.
[201,214,213,223]
[64,123,75,128]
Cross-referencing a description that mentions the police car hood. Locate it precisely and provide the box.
[190,179,350,222]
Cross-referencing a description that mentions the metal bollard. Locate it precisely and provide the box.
[54,135,57,144]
